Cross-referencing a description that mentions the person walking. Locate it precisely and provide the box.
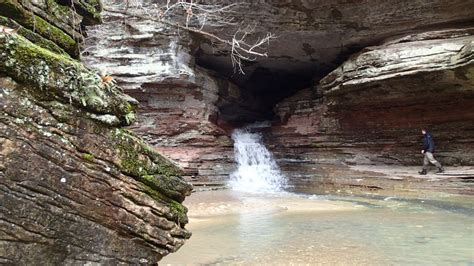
[419,129,444,175]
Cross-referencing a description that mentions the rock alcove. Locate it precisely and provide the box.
[82,0,474,184]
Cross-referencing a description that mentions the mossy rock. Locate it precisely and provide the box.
[82,152,95,161]
[0,0,79,57]
[113,129,182,177]
[138,183,189,225]
[0,15,69,56]
[17,0,85,42]
[141,174,191,203]
[112,129,191,203]
[168,200,189,225]
[56,0,102,25]
[0,33,137,124]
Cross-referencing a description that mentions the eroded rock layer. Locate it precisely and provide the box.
[83,2,236,183]
[84,0,474,186]
[0,1,192,264]
[270,29,474,184]
[198,0,474,77]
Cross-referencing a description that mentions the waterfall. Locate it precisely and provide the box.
[229,124,287,193]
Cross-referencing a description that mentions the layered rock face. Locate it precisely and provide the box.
[198,0,474,76]
[271,29,474,184]
[0,1,192,264]
[84,0,474,185]
[83,2,236,183]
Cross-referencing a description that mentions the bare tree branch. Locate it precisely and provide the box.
[99,0,275,74]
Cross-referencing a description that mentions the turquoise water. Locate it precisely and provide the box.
[162,190,474,265]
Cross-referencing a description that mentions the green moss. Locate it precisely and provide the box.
[311,143,322,148]
[0,33,136,122]
[121,156,147,176]
[45,0,77,25]
[82,152,94,161]
[124,112,135,125]
[112,129,190,203]
[0,0,79,57]
[139,141,182,177]
[0,33,79,85]
[113,129,150,177]
[137,184,188,224]
[112,129,182,178]
[168,200,188,224]
[140,174,185,201]
[0,15,69,56]
[67,0,102,26]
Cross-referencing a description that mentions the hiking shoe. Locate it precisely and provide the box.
[418,169,427,175]
[437,167,445,173]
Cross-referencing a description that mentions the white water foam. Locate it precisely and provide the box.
[229,125,287,193]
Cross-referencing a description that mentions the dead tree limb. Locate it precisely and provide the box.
[101,1,275,74]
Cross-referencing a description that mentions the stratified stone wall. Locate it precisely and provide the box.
[84,0,474,185]
[270,29,474,184]
[83,1,236,183]
[0,0,192,264]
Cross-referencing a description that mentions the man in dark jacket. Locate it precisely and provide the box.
[419,129,444,175]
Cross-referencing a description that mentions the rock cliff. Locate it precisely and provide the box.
[0,0,192,264]
[84,0,474,186]
[83,1,237,183]
[271,28,474,185]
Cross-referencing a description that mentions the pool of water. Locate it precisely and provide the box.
[162,190,474,265]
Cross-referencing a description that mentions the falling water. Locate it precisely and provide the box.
[229,124,287,193]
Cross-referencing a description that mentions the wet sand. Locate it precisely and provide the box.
[186,190,361,220]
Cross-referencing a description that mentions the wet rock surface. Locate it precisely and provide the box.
[0,1,192,264]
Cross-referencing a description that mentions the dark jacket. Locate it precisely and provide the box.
[422,132,435,153]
